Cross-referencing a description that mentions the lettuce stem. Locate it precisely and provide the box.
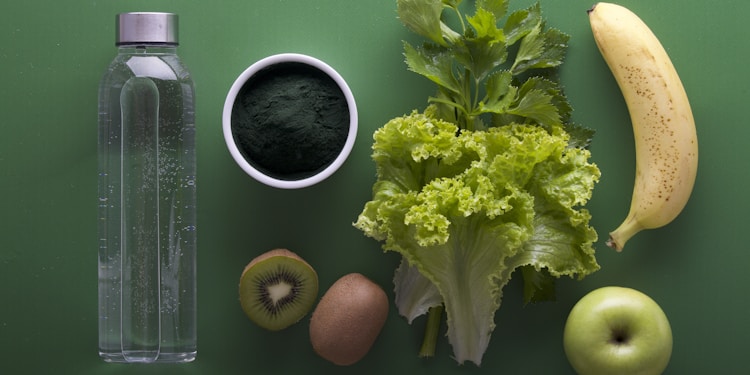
[418,305,444,358]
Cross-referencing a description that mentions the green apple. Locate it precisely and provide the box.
[563,286,672,375]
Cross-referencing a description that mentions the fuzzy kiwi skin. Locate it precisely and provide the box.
[242,248,306,273]
[239,248,318,331]
[309,273,389,366]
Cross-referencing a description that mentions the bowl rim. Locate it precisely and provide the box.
[222,53,358,189]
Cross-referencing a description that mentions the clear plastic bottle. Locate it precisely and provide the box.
[97,12,196,363]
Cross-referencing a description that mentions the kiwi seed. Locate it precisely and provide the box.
[309,273,389,366]
[239,248,318,331]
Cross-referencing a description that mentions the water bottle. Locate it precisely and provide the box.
[97,12,196,363]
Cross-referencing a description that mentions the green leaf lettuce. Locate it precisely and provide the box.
[354,108,600,365]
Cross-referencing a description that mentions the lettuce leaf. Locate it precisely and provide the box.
[354,109,600,365]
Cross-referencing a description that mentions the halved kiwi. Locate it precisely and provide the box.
[239,248,319,331]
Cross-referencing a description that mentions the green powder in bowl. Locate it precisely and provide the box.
[223,54,357,189]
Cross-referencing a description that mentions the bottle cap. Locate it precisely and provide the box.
[116,12,178,46]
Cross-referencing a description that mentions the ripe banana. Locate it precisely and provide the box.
[588,2,698,251]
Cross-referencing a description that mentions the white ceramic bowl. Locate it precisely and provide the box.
[222,53,358,189]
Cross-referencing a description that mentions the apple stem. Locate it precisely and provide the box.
[418,305,443,358]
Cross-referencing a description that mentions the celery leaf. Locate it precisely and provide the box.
[397,0,449,46]
[503,2,541,45]
[512,26,570,75]
[478,0,509,21]
[404,42,461,95]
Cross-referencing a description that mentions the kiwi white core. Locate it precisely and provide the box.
[267,281,293,306]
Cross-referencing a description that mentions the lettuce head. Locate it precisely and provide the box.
[354,107,600,365]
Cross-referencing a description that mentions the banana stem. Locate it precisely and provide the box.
[607,217,643,251]
[418,305,443,358]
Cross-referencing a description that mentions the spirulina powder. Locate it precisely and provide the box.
[231,62,350,180]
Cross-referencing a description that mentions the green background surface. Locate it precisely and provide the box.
[0,0,745,374]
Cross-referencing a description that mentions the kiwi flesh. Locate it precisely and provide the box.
[239,248,318,331]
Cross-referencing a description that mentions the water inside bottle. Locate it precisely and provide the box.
[98,51,196,363]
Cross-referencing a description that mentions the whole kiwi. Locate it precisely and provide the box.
[309,273,389,366]
[239,248,318,331]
